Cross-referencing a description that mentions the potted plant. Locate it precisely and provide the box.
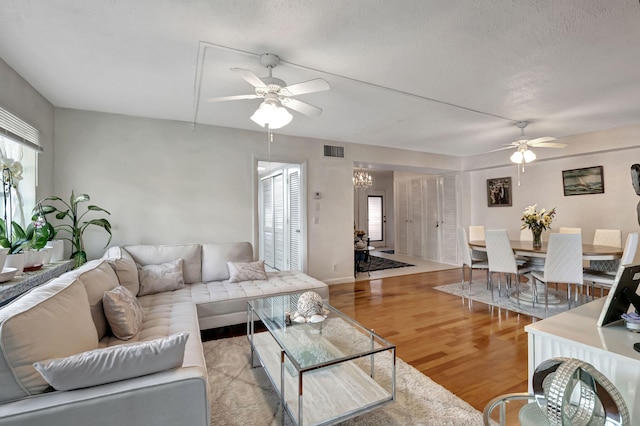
[37,191,112,268]
[0,219,50,272]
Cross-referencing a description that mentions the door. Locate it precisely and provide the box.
[259,163,304,271]
[367,190,386,246]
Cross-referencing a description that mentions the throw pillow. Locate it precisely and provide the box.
[102,246,140,295]
[102,286,144,340]
[227,260,268,283]
[137,259,185,296]
[33,332,189,391]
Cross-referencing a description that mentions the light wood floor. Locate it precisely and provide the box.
[329,268,536,413]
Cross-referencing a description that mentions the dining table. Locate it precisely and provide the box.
[468,240,623,262]
[468,240,623,306]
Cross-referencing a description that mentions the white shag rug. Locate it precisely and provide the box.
[204,335,483,425]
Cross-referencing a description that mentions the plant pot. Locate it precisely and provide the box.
[24,250,45,268]
[49,239,65,262]
[5,253,25,276]
[41,247,53,265]
[0,248,8,270]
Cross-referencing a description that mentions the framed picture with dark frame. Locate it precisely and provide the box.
[562,166,604,196]
[487,177,512,207]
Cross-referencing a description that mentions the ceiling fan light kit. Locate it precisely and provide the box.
[207,53,330,130]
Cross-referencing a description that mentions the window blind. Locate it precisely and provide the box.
[0,107,43,153]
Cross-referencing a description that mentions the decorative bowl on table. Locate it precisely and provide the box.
[0,267,18,283]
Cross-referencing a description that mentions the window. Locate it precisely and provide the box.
[367,195,383,241]
[0,107,41,228]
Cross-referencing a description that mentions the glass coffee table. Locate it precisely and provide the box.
[247,293,396,426]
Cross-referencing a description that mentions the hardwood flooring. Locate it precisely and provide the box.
[329,268,536,413]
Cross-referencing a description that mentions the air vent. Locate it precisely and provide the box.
[323,145,344,158]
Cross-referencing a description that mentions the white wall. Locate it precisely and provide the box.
[0,58,55,200]
[467,146,640,243]
[53,109,360,283]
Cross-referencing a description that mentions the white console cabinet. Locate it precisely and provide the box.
[525,298,640,421]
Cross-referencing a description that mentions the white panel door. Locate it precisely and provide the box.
[262,178,275,268]
[425,178,439,260]
[288,168,302,271]
[441,175,459,264]
[410,179,424,258]
[396,181,409,255]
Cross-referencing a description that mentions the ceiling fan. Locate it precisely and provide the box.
[492,121,567,163]
[206,53,330,129]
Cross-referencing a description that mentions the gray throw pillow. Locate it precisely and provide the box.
[137,259,185,296]
[227,260,268,283]
[33,332,189,391]
[102,286,144,340]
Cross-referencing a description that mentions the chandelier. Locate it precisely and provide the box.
[353,169,372,190]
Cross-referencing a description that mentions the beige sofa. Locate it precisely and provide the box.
[0,242,329,426]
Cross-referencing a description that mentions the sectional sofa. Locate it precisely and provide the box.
[0,242,329,426]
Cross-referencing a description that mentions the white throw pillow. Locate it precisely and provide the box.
[33,332,189,391]
[102,286,144,340]
[227,260,268,283]
[137,259,185,296]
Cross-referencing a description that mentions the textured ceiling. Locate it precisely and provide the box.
[1,1,640,157]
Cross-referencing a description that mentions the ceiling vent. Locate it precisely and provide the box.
[323,145,344,158]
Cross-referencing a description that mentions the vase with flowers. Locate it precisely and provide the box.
[521,204,556,249]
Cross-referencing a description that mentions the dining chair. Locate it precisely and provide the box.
[530,233,583,317]
[559,227,582,234]
[469,225,487,261]
[519,228,533,241]
[484,229,531,305]
[584,232,639,297]
[457,227,489,300]
[588,228,623,274]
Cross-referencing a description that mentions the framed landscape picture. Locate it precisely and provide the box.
[487,177,512,207]
[562,166,604,196]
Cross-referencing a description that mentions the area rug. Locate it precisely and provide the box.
[367,255,414,272]
[434,280,572,319]
[204,335,483,425]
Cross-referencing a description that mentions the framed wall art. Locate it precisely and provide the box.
[562,166,604,196]
[487,177,512,207]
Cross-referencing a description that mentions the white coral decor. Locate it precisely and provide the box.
[296,291,324,317]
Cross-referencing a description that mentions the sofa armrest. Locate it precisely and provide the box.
[0,366,209,426]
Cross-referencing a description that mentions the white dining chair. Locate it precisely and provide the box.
[457,227,489,300]
[588,229,623,274]
[584,232,638,297]
[519,228,533,241]
[469,225,487,261]
[530,233,583,317]
[484,229,531,305]
[559,227,582,235]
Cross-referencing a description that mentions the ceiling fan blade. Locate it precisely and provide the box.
[280,78,330,96]
[231,68,266,88]
[206,94,260,102]
[530,141,568,148]
[488,146,518,153]
[280,97,323,116]
[526,136,556,145]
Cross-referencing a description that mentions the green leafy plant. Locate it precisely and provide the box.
[0,220,50,254]
[38,191,112,267]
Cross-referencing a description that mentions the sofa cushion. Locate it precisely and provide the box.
[138,259,185,296]
[125,244,202,284]
[33,332,189,391]
[202,242,253,282]
[0,276,99,402]
[103,286,144,340]
[102,246,140,295]
[227,260,267,283]
[66,259,120,339]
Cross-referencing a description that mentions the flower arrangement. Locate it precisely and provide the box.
[521,204,556,231]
